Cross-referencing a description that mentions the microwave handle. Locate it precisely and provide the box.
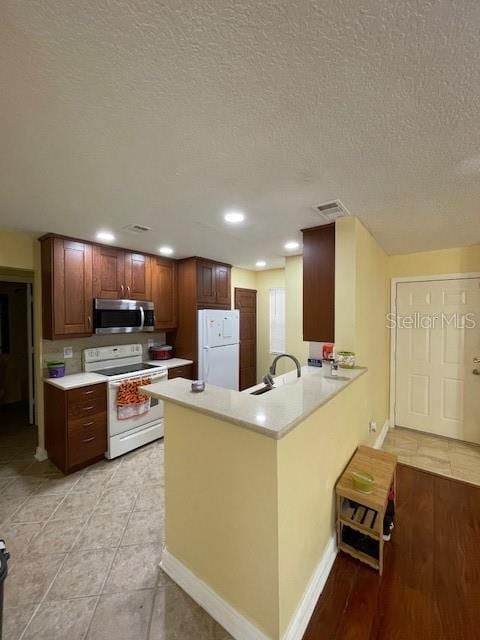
[139,305,145,331]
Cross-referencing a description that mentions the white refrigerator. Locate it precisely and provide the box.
[198,309,240,390]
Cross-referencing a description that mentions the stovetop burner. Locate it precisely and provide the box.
[92,362,162,377]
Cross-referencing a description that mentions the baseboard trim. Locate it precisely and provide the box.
[374,419,391,449]
[160,548,271,640]
[161,537,337,640]
[34,446,48,462]
[281,536,337,640]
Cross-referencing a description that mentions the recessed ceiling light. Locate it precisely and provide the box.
[96,230,115,242]
[159,246,174,256]
[256,260,267,268]
[224,210,245,224]
[284,241,300,251]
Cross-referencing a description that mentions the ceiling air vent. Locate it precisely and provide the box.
[313,200,350,222]
[123,224,152,234]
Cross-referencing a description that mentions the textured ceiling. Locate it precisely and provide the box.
[1,0,480,268]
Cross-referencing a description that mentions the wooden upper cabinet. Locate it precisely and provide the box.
[93,247,151,300]
[302,223,335,343]
[124,253,151,300]
[41,237,93,339]
[197,260,217,305]
[196,259,231,307]
[214,264,231,306]
[151,257,177,329]
[92,245,126,299]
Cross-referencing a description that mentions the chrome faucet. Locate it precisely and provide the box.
[268,353,302,379]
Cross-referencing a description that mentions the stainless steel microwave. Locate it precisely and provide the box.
[94,299,155,334]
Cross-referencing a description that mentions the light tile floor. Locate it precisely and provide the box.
[383,426,480,486]
[0,405,232,640]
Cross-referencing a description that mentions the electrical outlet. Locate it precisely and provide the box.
[369,420,377,433]
[147,339,155,348]
[63,346,73,359]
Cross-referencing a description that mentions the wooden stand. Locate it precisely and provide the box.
[336,446,397,574]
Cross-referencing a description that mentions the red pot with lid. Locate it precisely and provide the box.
[149,345,174,360]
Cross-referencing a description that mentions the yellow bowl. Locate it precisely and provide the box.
[352,471,374,493]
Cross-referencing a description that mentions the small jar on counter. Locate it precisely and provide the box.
[336,351,356,369]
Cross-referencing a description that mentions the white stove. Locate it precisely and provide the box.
[83,344,167,458]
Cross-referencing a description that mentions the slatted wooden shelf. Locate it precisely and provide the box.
[338,540,380,571]
[336,445,397,575]
[339,502,380,539]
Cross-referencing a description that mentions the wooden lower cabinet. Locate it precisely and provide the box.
[167,364,194,380]
[44,382,107,474]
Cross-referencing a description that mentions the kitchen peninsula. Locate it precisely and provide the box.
[142,364,371,640]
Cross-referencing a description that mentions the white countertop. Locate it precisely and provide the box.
[145,358,193,369]
[141,365,367,439]
[44,372,107,390]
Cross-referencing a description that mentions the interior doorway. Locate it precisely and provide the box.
[391,274,480,444]
[0,277,35,429]
[235,287,257,391]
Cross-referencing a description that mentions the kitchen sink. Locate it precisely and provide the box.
[250,386,274,395]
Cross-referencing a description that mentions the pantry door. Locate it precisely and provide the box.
[395,278,480,444]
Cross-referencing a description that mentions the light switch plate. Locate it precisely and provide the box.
[63,346,73,359]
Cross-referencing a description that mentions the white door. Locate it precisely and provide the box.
[395,278,480,443]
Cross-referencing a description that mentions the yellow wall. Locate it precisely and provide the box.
[232,262,308,383]
[389,244,480,278]
[335,217,390,431]
[285,255,309,370]
[334,218,357,351]
[165,402,280,638]
[277,373,373,635]
[354,221,390,429]
[0,230,35,271]
[231,266,257,298]
[256,269,287,379]
[163,373,373,638]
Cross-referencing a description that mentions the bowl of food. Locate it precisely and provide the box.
[352,470,374,493]
[336,351,356,369]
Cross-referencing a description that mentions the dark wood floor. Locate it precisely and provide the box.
[304,464,480,640]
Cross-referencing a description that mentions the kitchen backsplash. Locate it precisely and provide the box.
[42,332,167,375]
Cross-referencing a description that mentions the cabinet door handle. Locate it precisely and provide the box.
[120,284,125,296]
[82,405,95,412]
[87,315,92,330]
[126,285,131,297]
[82,436,96,443]
[82,389,95,396]
[82,421,94,427]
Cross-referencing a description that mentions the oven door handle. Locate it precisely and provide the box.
[109,374,167,388]
[139,305,145,332]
